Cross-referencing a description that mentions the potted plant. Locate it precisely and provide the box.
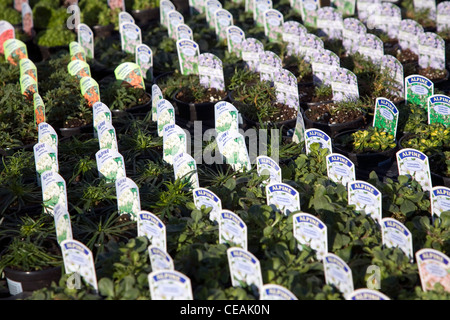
[79,0,120,38]
[126,0,160,28]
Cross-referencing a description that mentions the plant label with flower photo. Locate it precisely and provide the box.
[241,37,264,72]
[118,11,135,28]
[19,58,37,82]
[293,212,328,260]
[21,3,33,37]
[152,84,163,122]
[148,245,174,271]
[97,120,118,151]
[167,10,184,40]
[347,288,390,300]
[437,2,450,33]
[256,155,282,186]
[430,186,450,221]
[357,33,384,64]
[330,0,355,16]
[67,60,91,79]
[138,210,167,250]
[159,0,175,28]
[405,75,433,107]
[163,123,187,165]
[366,2,401,40]
[157,99,175,137]
[173,152,199,190]
[3,39,27,66]
[311,49,340,86]
[198,53,225,91]
[305,128,332,154]
[258,50,282,82]
[348,180,382,225]
[215,9,233,43]
[69,41,86,62]
[326,153,356,187]
[217,130,251,172]
[282,21,306,56]
[219,210,248,249]
[263,9,283,43]
[413,0,436,21]
[77,24,94,59]
[398,19,424,55]
[116,177,141,220]
[0,21,15,55]
[380,55,404,99]
[61,239,98,292]
[226,25,245,58]
[323,253,354,299]
[20,74,38,101]
[331,67,359,102]
[205,0,222,29]
[53,203,73,245]
[296,33,324,63]
[33,93,46,129]
[266,182,300,215]
[253,0,272,27]
[41,170,67,216]
[260,284,298,300]
[373,97,399,137]
[227,247,263,291]
[38,122,58,151]
[428,94,450,127]
[215,101,239,134]
[273,68,299,109]
[93,102,112,138]
[176,39,200,76]
[189,0,205,15]
[148,270,193,300]
[245,0,254,12]
[120,22,142,55]
[95,148,126,183]
[299,0,320,27]
[135,44,153,81]
[80,76,100,107]
[342,18,366,55]
[114,62,145,89]
[418,32,446,71]
[34,142,58,180]
[416,248,450,293]
[316,7,343,40]
[356,0,380,23]
[381,217,413,261]
[293,111,306,145]
[176,23,193,41]
[108,0,125,11]
[396,148,432,192]
[193,187,222,222]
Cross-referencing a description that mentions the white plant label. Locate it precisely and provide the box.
[135,44,153,81]
[437,2,450,33]
[430,186,450,221]
[176,23,194,41]
[219,210,247,249]
[227,247,263,291]
[254,0,272,27]
[311,48,340,86]
[176,39,200,76]
[347,288,390,300]
[293,212,328,260]
[115,177,141,220]
[163,123,187,165]
[77,23,94,59]
[416,248,450,293]
[273,68,299,109]
[428,94,450,127]
[137,210,167,251]
[97,120,118,151]
[157,99,176,137]
[226,25,245,58]
[38,122,58,152]
[215,9,233,42]
[342,17,366,55]
[167,10,184,40]
[53,203,73,245]
[258,50,282,83]
[93,102,112,138]
[241,37,264,72]
[405,75,434,108]
[95,148,126,183]
[148,245,174,271]
[0,20,15,55]
[198,52,225,91]
[396,148,432,192]
[381,217,413,261]
[326,153,356,187]
[160,0,175,28]
[41,170,67,216]
[34,142,58,178]
[263,9,283,43]
[217,130,251,172]
[151,84,163,122]
[331,67,359,102]
[215,101,239,134]
[256,155,282,186]
[193,187,222,222]
[292,111,306,145]
[148,270,193,300]
[348,180,382,225]
[373,97,399,137]
[118,11,135,29]
[398,19,424,55]
[380,54,404,99]
[266,182,300,215]
[173,152,199,190]
[260,284,298,300]
[305,128,332,154]
[323,253,354,299]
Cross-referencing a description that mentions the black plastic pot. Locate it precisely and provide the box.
[4,266,62,296]
[93,24,115,39]
[38,44,69,61]
[111,92,152,118]
[59,123,92,138]
[131,8,159,28]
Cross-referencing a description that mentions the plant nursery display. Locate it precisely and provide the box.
[1,0,450,303]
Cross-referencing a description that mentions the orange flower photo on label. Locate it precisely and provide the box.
[84,86,100,107]
[35,105,45,128]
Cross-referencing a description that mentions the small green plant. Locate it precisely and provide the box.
[341,127,397,153]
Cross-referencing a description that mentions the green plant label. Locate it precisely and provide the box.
[357,33,384,64]
[53,203,73,246]
[227,247,263,290]
[405,75,433,107]
[205,0,222,29]
[138,211,167,251]
[292,111,306,144]
[97,120,118,151]
[115,61,145,89]
[93,102,112,138]
[173,152,200,190]
[259,50,282,82]
[34,142,58,179]
[193,187,222,222]
[305,128,332,154]
[323,253,354,299]
[398,19,423,55]
[266,182,300,215]
[373,97,399,137]
[282,21,306,56]
[293,212,328,260]
[3,38,27,66]
[69,41,86,62]
[19,58,37,81]
[77,23,94,59]
[381,218,413,261]
[41,170,67,216]
[260,284,298,300]
[189,0,205,15]
[60,239,98,292]
[148,245,174,271]
[148,270,193,300]
[241,37,264,72]
[118,11,135,28]
[273,68,299,109]
[226,26,245,58]
[416,248,450,293]
[256,155,282,186]
[296,33,324,63]
[348,180,382,225]
[219,210,248,249]
[342,17,366,55]
[217,130,251,172]
[20,73,38,101]
[263,9,283,43]
[413,0,436,22]
[67,59,91,79]
[330,0,355,16]
[418,32,446,70]
[157,99,175,137]
[116,177,141,220]
[380,54,404,98]
[176,39,200,76]
[0,21,15,55]
[215,9,233,43]
[176,23,193,41]
[357,0,380,23]
[80,76,100,107]
[331,67,359,102]
[347,288,391,300]
[160,0,175,28]
[437,2,450,33]
[21,3,33,37]
[38,122,58,152]
[198,52,225,91]
[396,148,432,192]
[366,2,401,40]
[120,22,142,55]
[215,101,239,134]
[254,0,272,27]
[167,10,184,40]
[163,123,187,165]
[107,0,125,11]
[33,93,45,129]
[152,84,163,122]
[95,148,126,183]
[299,0,320,28]
[430,186,450,220]
[311,49,340,86]
[326,153,356,187]
[316,7,343,40]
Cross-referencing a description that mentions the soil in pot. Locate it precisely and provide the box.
[298,84,334,109]
[4,265,62,296]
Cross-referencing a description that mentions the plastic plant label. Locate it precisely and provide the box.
[292,111,306,145]
[0,21,15,55]
[152,84,163,122]
[97,120,118,151]
[380,55,404,99]
[241,37,264,72]
[198,52,225,91]
[116,177,141,220]
[67,59,91,79]
[282,21,306,56]
[215,101,239,134]
[326,153,356,187]
[193,187,222,222]
[293,212,328,260]
[173,152,199,190]
[316,7,343,40]
[93,102,112,137]
[95,148,126,183]
[347,288,390,300]
[305,128,332,154]
[330,0,356,16]
[342,17,366,55]
[217,130,251,172]
[53,203,73,245]
[405,75,433,107]
[227,247,263,290]
[295,33,324,63]
[176,23,193,41]
[135,44,153,81]
[219,210,248,249]
[148,270,193,300]
[428,94,450,127]
[120,22,141,55]
[437,2,450,33]
[77,24,94,59]
[167,10,184,40]
[41,170,67,216]
[396,148,432,192]
[245,0,255,12]
[256,155,282,186]
[418,32,446,70]
[20,74,38,101]
[413,0,436,21]
[263,9,283,43]
[398,19,424,55]
[260,284,298,300]
[69,41,86,61]
[215,9,233,43]
[373,97,399,137]
[108,0,125,11]
[253,0,272,27]
[205,0,222,29]
[157,99,175,137]
[366,2,401,40]
[311,48,340,86]
[299,0,320,27]
[61,239,98,292]
[357,33,384,64]
[273,68,299,109]
[3,38,27,66]
[266,182,300,215]
[137,210,167,250]
[114,62,145,89]
[118,11,135,28]
[38,122,58,151]
[348,180,382,225]
[381,217,413,261]
[34,142,58,177]
[33,93,45,129]
[80,76,100,107]
[19,58,37,82]
[430,186,450,220]
[331,67,359,102]
[21,3,33,37]
[258,50,282,82]
[176,39,200,76]
[163,123,187,165]
[189,0,205,15]
[416,248,450,293]
[357,0,381,23]
[159,0,175,28]
[148,246,174,271]
[323,253,354,299]
[226,25,245,57]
